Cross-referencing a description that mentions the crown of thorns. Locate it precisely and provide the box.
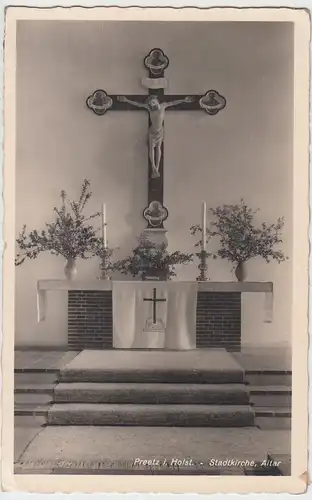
[146,95,160,105]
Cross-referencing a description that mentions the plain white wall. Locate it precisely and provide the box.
[15,20,293,348]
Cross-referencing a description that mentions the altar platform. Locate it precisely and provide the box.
[58,348,245,383]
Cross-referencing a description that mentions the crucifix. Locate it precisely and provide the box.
[143,287,166,324]
[86,48,226,230]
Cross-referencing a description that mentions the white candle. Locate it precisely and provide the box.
[202,201,207,251]
[102,203,107,248]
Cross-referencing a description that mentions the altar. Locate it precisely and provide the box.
[37,280,273,351]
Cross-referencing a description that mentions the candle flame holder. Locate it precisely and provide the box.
[196,249,209,281]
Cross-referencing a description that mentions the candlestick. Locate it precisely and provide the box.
[102,203,107,248]
[196,249,208,281]
[100,247,111,280]
[202,201,207,251]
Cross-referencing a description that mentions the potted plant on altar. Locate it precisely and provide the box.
[111,234,193,280]
[15,179,101,279]
[191,199,288,281]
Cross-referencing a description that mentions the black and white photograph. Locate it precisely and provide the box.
[2,5,309,494]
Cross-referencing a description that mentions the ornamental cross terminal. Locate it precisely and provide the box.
[86,48,226,229]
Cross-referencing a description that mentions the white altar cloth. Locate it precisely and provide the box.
[112,281,198,349]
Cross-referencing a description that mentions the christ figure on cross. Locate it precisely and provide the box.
[117,94,194,178]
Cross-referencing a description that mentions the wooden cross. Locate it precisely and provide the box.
[86,48,226,229]
[143,287,166,324]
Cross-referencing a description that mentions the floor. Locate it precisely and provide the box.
[14,348,291,475]
[15,426,290,475]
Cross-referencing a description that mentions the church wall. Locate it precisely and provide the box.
[15,21,293,350]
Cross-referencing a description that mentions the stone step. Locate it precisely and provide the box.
[14,351,79,371]
[15,384,55,395]
[255,407,291,418]
[14,415,47,427]
[255,417,291,430]
[59,350,245,384]
[54,382,250,405]
[15,394,53,405]
[250,386,291,408]
[15,373,58,384]
[14,368,59,374]
[60,370,244,384]
[250,394,291,408]
[48,403,255,427]
[245,373,291,386]
[15,405,50,417]
[250,385,291,394]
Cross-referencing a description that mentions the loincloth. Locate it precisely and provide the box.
[149,128,164,146]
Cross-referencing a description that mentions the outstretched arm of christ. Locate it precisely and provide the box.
[117,96,147,108]
[163,96,195,108]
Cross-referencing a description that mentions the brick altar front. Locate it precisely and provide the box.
[37,280,273,352]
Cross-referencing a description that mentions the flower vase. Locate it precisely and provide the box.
[234,261,247,282]
[64,258,77,280]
